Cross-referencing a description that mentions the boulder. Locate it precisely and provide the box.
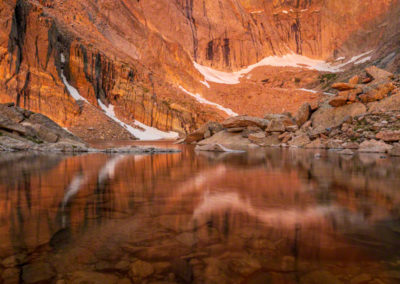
[300,270,342,284]
[389,144,400,156]
[222,115,269,129]
[288,134,311,148]
[348,75,360,84]
[130,260,154,278]
[248,132,266,144]
[266,120,286,132]
[311,103,367,130]
[326,140,344,150]
[365,66,394,81]
[0,114,29,135]
[66,271,119,284]
[368,93,400,113]
[22,262,56,283]
[329,96,347,107]
[227,127,245,133]
[331,82,356,91]
[359,82,394,103]
[358,139,393,153]
[376,130,400,142]
[185,121,223,143]
[295,103,311,126]
[0,104,25,123]
[198,130,255,150]
[304,138,327,149]
[22,122,59,143]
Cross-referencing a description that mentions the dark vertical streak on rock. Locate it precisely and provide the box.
[223,38,230,67]
[16,70,30,107]
[8,0,29,74]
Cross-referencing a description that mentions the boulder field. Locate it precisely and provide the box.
[186,66,400,156]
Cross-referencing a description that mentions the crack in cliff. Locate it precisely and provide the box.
[8,0,29,74]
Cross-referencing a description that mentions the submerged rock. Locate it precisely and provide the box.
[195,144,243,152]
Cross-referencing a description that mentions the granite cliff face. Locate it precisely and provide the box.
[0,0,399,140]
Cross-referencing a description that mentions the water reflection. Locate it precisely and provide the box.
[0,147,400,283]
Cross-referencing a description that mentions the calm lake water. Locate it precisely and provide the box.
[1,143,400,283]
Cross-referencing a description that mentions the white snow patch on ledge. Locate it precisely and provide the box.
[194,51,374,85]
[61,72,88,102]
[179,86,237,117]
[98,100,179,141]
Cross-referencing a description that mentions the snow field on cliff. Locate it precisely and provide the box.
[179,86,238,117]
[194,51,374,85]
[97,100,179,140]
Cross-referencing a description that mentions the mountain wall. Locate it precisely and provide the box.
[0,0,399,139]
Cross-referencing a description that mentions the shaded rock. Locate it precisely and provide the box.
[0,104,25,123]
[326,140,344,150]
[295,103,311,126]
[342,142,359,149]
[2,253,27,268]
[376,130,400,142]
[365,66,394,81]
[311,103,367,130]
[332,82,356,91]
[42,139,89,153]
[286,125,299,132]
[0,114,29,135]
[198,130,256,150]
[305,138,326,149]
[185,121,222,143]
[22,123,59,143]
[171,259,193,283]
[27,113,80,142]
[267,120,286,132]
[130,260,154,279]
[389,144,400,156]
[358,139,393,153]
[0,135,35,151]
[2,268,19,283]
[227,127,245,133]
[259,134,281,147]
[359,82,394,103]
[289,134,311,148]
[368,93,400,113]
[248,132,266,144]
[22,262,56,283]
[222,115,269,129]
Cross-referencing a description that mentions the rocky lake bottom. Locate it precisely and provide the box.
[0,143,400,283]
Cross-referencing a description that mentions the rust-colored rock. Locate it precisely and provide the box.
[348,76,360,85]
[295,103,311,127]
[222,116,269,130]
[359,83,395,103]
[365,66,394,81]
[331,83,357,91]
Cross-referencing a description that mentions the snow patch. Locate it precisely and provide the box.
[194,51,375,86]
[98,99,179,141]
[355,56,372,65]
[200,80,210,88]
[179,86,237,117]
[61,72,88,102]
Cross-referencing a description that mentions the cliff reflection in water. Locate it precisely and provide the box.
[0,147,400,283]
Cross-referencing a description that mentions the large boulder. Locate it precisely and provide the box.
[288,134,311,148]
[376,130,400,142]
[365,66,394,81]
[222,115,269,129]
[185,121,222,143]
[358,139,393,153]
[368,93,400,113]
[311,103,367,130]
[0,114,30,136]
[359,82,394,103]
[27,113,81,142]
[0,104,25,123]
[295,103,311,126]
[266,120,285,132]
[389,144,400,156]
[198,130,257,150]
[331,82,356,91]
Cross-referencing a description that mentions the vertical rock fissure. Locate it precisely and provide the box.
[8,0,29,74]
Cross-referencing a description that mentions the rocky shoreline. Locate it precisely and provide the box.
[185,66,400,156]
[0,103,180,154]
